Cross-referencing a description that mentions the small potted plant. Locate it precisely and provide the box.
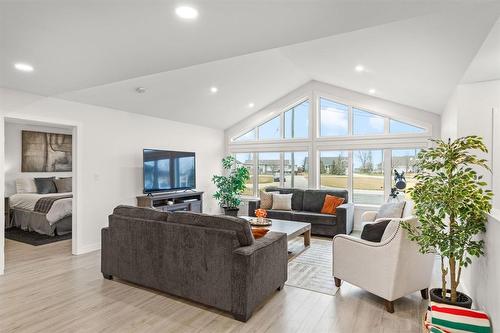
[212,156,250,216]
[402,136,493,308]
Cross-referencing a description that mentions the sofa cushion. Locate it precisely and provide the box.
[113,205,170,222]
[320,195,345,215]
[376,201,406,219]
[265,187,304,211]
[260,190,278,209]
[303,189,348,213]
[168,212,254,246]
[360,219,391,242]
[272,193,293,210]
[266,209,294,221]
[292,211,336,225]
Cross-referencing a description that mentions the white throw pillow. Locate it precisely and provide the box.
[376,201,406,219]
[15,178,37,194]
[260,190,279,210]
[272,193,293,211]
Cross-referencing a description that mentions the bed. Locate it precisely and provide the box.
[7,192,73,236]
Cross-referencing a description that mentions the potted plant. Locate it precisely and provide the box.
[212,155,250,216]
[402,136,493,308]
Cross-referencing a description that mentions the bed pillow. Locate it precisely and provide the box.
[54,177,72,193]
[15,178,37,193]
[34,177,57,194]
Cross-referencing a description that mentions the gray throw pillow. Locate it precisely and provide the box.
[272,193,293,211]
[376,201,406,219]
[54,177,72,193]
[34,177,57,194]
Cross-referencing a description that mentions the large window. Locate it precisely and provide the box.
[230,92,430,205]
[234,128,256,142]
[284,101,309,139]
[258,116,281,140]
[258,152,281,190]
[320,98,349,137]
[391,149,420,199]
[390,119,425,134]
[353,150,384,205]
[235,153,254,196]
[320,151,348,190]
[353,108,385,135]
[284,152,309,188]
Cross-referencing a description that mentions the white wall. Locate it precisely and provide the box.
[4,122,73,196]
[441,80,500,329]
[0,88,225,274]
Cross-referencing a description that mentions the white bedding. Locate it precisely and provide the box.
[9,192,72,225]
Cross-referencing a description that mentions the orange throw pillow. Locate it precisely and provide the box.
[321,195,345,215]
[252,228,269,239]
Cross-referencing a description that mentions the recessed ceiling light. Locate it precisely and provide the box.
[136,87,146,94]
[210,86,218,93]
[175,6,198,19]
[368,88,376,94]
[355,65,364,72]
[248,102,255,108]
[14,63,34,72]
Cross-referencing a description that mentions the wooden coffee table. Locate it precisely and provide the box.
[241,216,311,246]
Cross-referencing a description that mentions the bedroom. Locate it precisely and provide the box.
[3,118,74,251]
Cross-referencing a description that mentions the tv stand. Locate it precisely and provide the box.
[137,191,203,213]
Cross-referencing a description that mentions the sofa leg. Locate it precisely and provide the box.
[334,277,342,287]
[233,312,251,322]
[420,288,429,300]
[277,283,285,291]
[384,300,394,313]
[102,273,113,280]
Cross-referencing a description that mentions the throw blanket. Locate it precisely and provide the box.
[34,194,73,214]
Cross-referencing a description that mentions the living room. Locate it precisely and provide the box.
[1,1,500,332]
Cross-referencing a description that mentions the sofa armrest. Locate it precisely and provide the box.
[336,203,354,234]
[231,231,288,321]
[247,199,261,217]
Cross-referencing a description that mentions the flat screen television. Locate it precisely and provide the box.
[143,149,196,193]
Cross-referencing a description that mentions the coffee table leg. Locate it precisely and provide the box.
[304,229,311,247]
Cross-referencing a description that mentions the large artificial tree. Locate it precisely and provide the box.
[403,136,493,303]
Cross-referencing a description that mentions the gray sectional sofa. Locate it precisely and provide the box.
[101,206,288,322]
[248,187,354,237]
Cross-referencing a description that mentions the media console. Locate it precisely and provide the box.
[136,191,204,213]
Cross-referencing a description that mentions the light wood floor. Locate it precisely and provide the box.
[0,238,429,333]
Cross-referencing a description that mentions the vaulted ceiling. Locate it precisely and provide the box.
[1,1,499,129]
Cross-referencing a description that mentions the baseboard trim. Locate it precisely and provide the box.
[75,242,100,255]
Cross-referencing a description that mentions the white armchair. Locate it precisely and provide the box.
[332,216,434,313]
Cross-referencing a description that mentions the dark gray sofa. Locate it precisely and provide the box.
[248,187,354,237]
[101,205,288,322]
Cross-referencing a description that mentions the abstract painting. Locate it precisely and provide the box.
[22,130,72,172]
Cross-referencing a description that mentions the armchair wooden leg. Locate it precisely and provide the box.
[334,277,342,287]
[420,288,429,300]
[384,300,394,313]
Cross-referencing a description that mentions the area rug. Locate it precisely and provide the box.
[5,228,71,246]
[286,237,339,296]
